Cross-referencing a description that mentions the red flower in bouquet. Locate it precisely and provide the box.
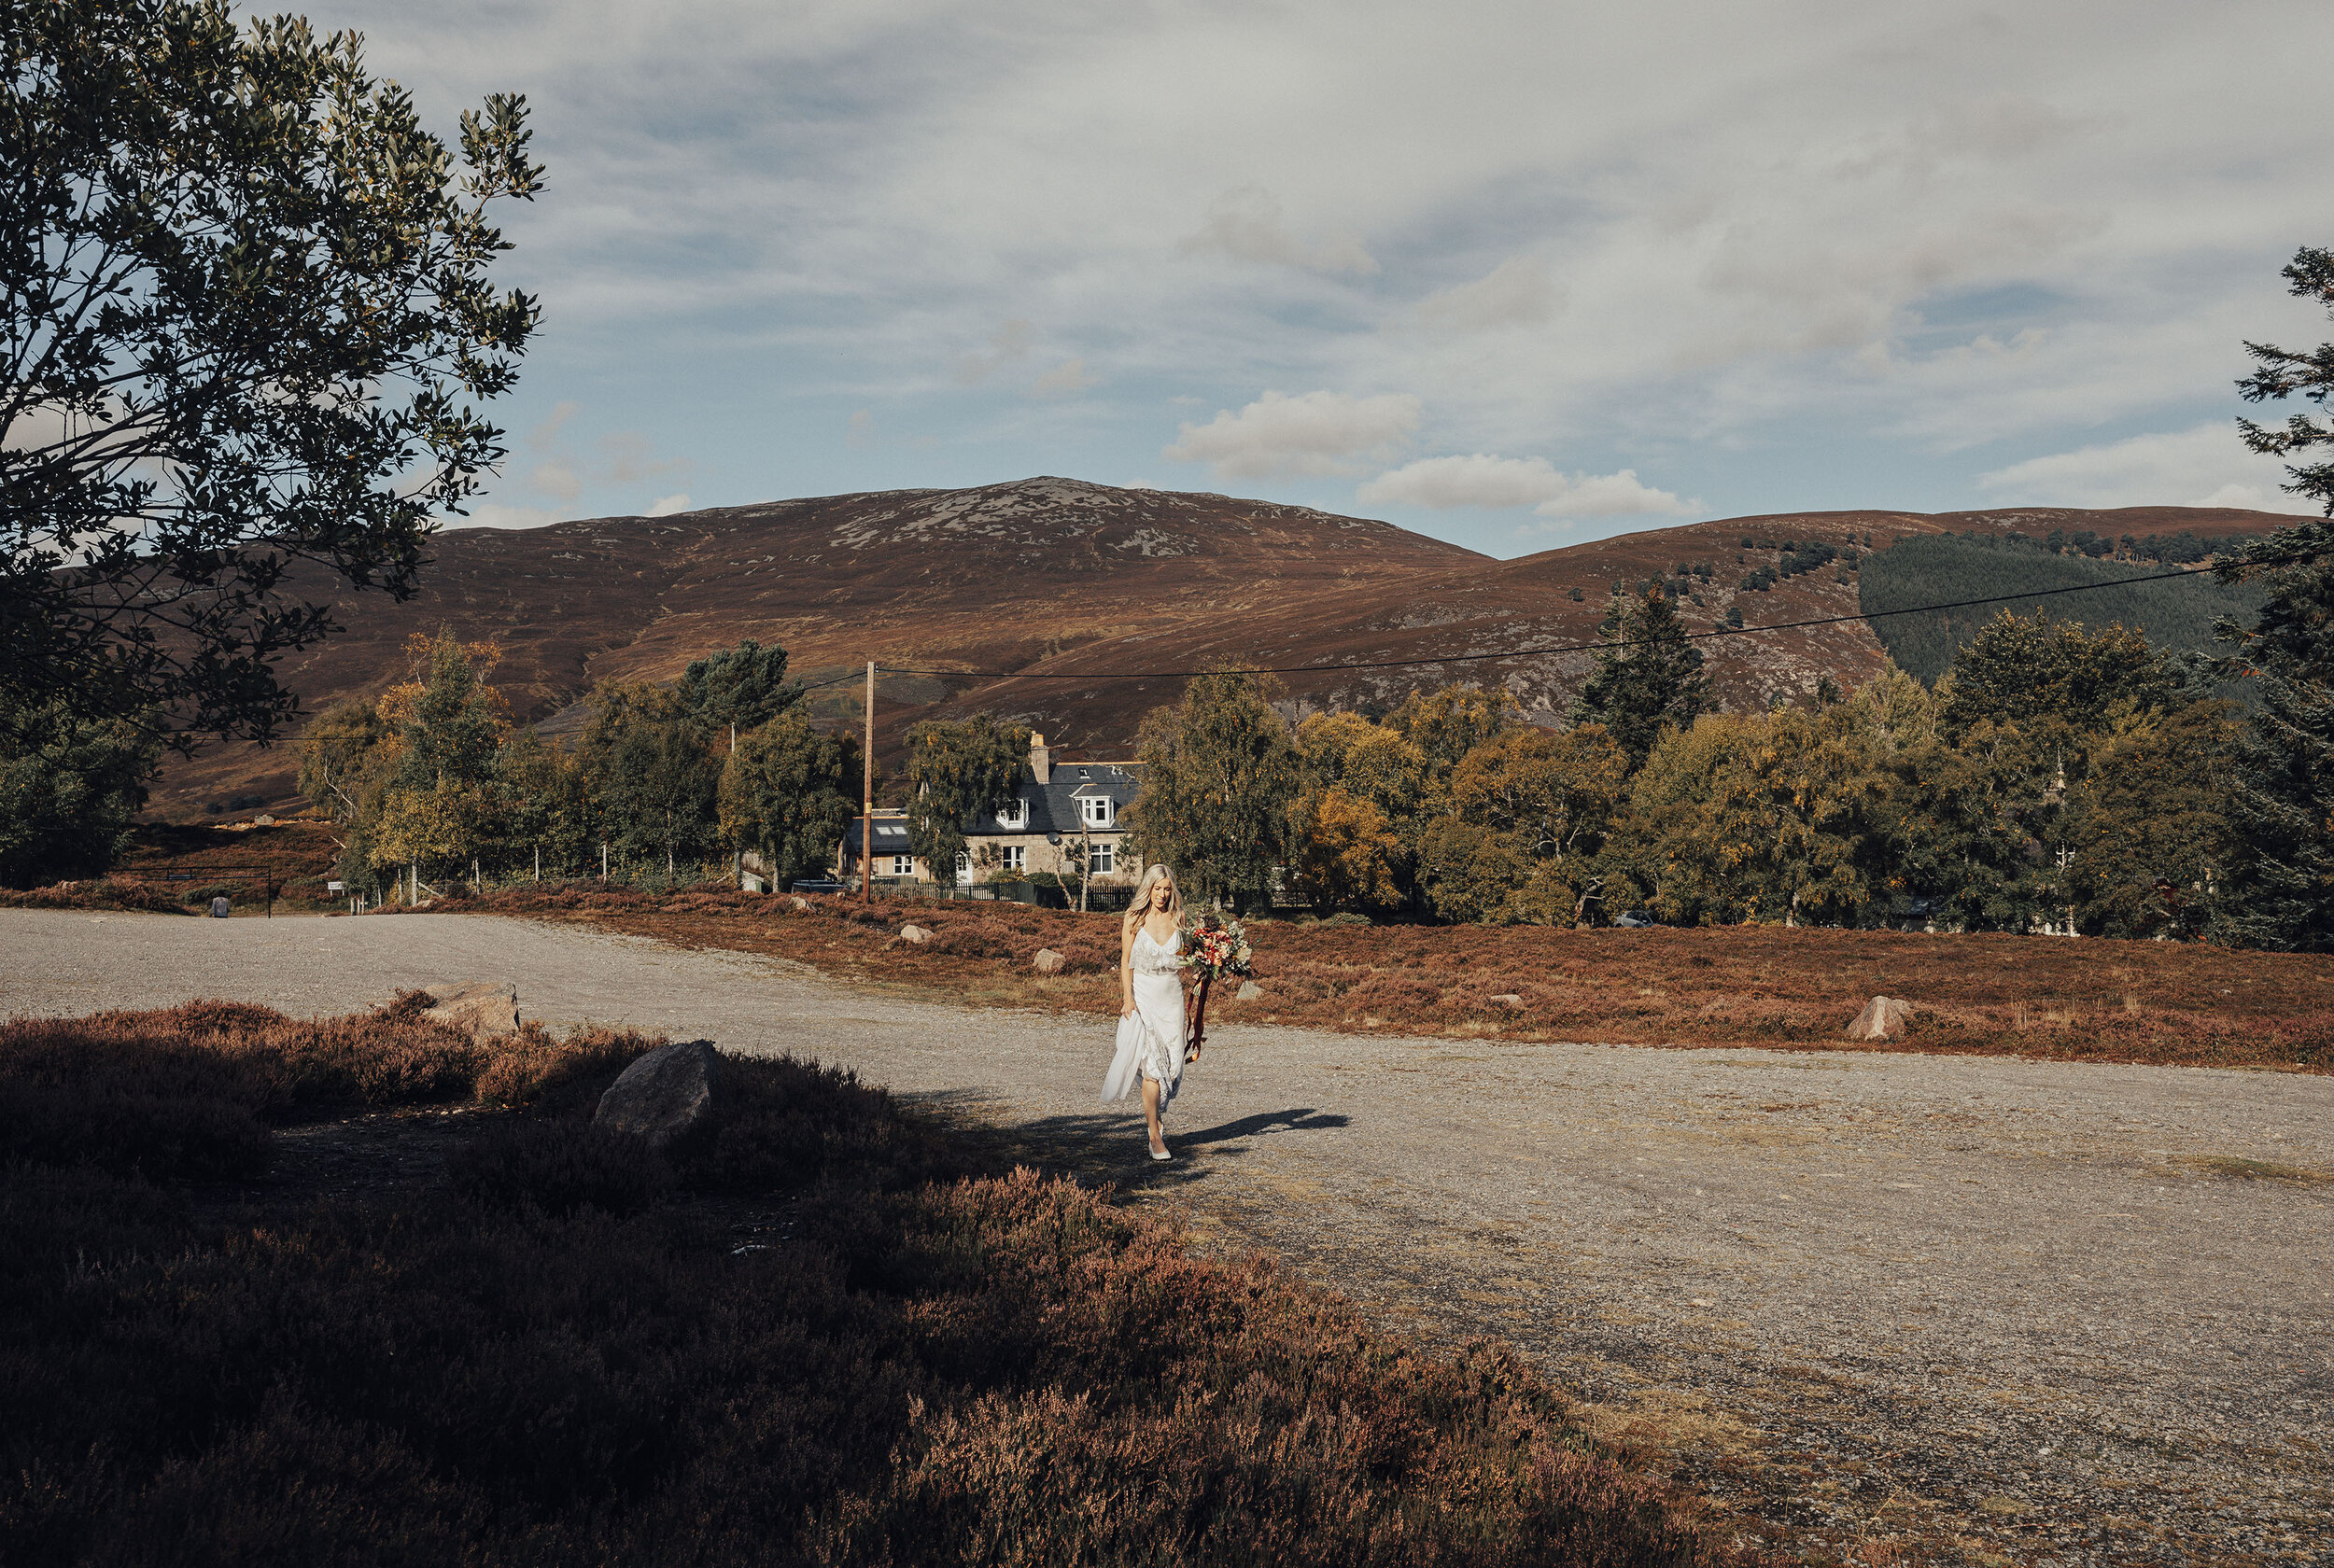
[1179,914,1254,980]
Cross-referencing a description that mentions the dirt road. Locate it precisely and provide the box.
[8,910,2329,1565]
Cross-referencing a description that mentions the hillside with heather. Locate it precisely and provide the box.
[148,478,2284,818]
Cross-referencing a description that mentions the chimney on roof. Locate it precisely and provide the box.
[1029,732,1050,785]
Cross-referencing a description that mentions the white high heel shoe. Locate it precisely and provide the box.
[1148,1137,1172,1161]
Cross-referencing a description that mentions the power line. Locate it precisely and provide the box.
[869,562,2228,682]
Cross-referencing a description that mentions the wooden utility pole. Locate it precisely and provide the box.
[861,660,876,903]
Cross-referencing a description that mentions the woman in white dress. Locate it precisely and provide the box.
[1101,862,1189,1160]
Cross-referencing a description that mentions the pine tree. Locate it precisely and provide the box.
[2211,522,2334,949]
[1569,590,1710,768]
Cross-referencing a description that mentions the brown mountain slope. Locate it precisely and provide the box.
[148,480,2285,818]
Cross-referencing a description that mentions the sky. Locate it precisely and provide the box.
[311,0,2334,557]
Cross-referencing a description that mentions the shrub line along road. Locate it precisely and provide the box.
[9,910,2329,1566]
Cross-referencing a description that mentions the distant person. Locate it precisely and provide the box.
[1103,862,1191,1160]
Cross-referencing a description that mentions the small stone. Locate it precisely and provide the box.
[1033,947,1066,974]
[899,924,931,945]
[595,1039,723,1150]
[1845,995,1918,1041]
[1236,979,1262,1001]
[790,896,812,912]
[418,981,521,1041]
[1490,993,1524,1008]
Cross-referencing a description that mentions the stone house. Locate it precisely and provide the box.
[835,734,1143,889]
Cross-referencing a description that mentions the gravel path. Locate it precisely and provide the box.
[8,910,2330,1566]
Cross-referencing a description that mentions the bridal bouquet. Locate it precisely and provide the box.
[1180,913,1253,980]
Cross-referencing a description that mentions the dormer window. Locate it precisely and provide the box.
[1078,794,1113,828]
[995,798,1028,829]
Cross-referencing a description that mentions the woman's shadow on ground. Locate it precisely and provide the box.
[904,1092,1349,1193]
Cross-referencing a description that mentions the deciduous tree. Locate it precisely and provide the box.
[3,0,540,749]
[902,714,1029,887]
[0,694,156,887]
[1126,672,1299,913]
[720,711,858,889]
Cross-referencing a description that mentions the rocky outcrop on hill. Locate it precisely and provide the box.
[148,479,2286,819]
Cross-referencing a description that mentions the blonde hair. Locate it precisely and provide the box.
[1125,863,1185,929]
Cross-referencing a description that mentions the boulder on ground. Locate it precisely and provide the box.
[418,981,520,1041]
[790,896,812,912]
[1236,979,1263,1001]
[1490,993,1524,1008]
[1845,996,1918,1041]
[899,924,931,945]
[596,1039,723,1150]
[1033,948,1066,974]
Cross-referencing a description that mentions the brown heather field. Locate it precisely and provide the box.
[409,884,2334,1074]
[1,999,1758,1567]
[0,819,345,913]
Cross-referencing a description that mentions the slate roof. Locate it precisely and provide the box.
[975,762,1142,838]
[838,763,1142,864]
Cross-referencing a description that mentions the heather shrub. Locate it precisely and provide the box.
[0,878,188,912]
[447,1119,672,1215]
[0,1003,658,1183]
[0,1081,269,1180]
[472,1023,657,1110]
[679,1054,957,1196]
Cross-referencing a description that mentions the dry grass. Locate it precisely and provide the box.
[0,1001,1763,1567]
[423,883,2334,1074]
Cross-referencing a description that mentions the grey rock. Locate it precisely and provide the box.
[1846,996,1918,1041]
[1490,993,1525,1008]
[790,896,812,912]
[595,1039,723,1150]
[899,923,931,945]
[209,896,231,918]
[1236,979,1263,1001]
[418,981,520,1041]
[1033,947,1066,974]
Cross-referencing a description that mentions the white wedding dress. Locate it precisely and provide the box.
[1101,926,1188,1109]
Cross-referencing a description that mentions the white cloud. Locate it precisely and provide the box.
[1976,422,2317,512]
[644,492,694,516]
[1358,454,1699,518]
[1416,257,1561,330]
[599,429,688,486]
[1179,186,1378,276]
[1163,389,1420,479]
[1031,357,1099,397]
[954,318,1033,384]
[531,455,583,504]
[327,0,2334,546]
[847,409,875,445]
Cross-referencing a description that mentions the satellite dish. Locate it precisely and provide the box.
[1046,833,1062,845]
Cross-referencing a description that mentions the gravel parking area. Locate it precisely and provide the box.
[7,909,2329,1566]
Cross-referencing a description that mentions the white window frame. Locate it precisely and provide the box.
[995,798,1028,829]
[1001,845,1026,872]
[1079,793,1113,828]
[890,854,914,877]
[1089,841,1115,875]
